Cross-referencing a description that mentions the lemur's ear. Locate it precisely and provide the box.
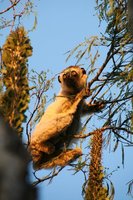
[81,68,86,74]
[58,75,61,83]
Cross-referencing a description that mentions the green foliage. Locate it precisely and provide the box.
[65,0,133,199]
[1,27,32,136]
[66,0,132,137]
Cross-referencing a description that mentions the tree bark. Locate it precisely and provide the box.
[0,117,37,200]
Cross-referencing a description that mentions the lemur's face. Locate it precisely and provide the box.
[58,66,87,94]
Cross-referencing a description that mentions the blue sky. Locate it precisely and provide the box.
[27,0,101,71]
[1,1,133,200]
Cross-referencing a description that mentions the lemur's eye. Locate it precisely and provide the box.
[71,70,77,76]
[63,73,67,79]
[81,68,86,74]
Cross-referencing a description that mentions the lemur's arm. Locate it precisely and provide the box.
[82,100,105,115]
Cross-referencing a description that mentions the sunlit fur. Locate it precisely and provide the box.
[29,66,104,170]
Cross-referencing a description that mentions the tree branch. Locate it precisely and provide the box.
[74,126,133,143]
[0,0,21,15]
[105,94,133,104]
[32,167,64,186]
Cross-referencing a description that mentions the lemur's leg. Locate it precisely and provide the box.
[30,141,55,163]
[36,148,82,170]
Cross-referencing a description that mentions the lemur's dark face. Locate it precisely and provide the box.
[58,66,87,94]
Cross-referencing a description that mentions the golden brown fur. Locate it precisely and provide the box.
[29,66,104,170]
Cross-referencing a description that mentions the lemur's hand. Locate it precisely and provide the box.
[93,100,106,111]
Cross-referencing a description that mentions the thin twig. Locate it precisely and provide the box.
[74,126,108,138]
[26,91,44,145]
[105,94,133,104]
[32,167,64,186]
[0,0,21,15]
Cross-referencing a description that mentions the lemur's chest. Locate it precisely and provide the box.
[59,97,84,114]
[63,98,83,134]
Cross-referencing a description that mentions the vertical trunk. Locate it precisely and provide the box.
[0,117,37,200]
